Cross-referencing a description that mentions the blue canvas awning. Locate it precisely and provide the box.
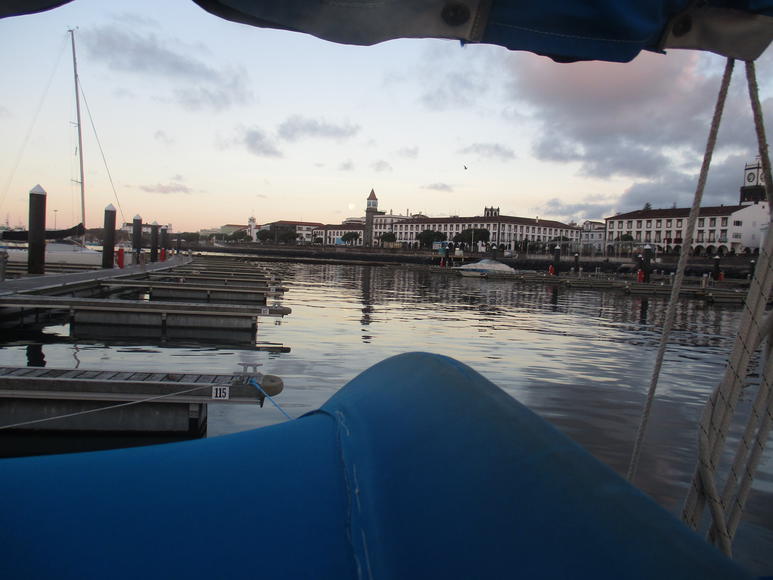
[1,1,771,62]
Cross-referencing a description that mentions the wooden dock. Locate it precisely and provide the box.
[100,280,284,303]
[0,366,283,454]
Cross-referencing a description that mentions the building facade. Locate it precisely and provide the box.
[312,223,365,246]
[604,163,769,256]
[578,220,606,255]
[391,207,580,249]
[261,220,324,243]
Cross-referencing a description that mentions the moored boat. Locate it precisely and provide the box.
[454,258,517,277]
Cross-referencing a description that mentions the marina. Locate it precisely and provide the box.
[0,3,770,578]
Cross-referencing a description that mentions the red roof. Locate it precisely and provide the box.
[267,220,325,227]
[605,205,744,220]
[367,189,378,200]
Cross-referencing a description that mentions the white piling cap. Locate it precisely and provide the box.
[134,215,142,220]
[105,204,116,211]
[152,221,159,226]
[30,184,46,195]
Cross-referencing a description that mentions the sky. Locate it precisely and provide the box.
[1,1,771,233]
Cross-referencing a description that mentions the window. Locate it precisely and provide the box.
[627,220,633,228]
[635,232,642,241]
[698,218,705,227]
[617,222,623,229]
[646,220,652,228]
[666,219,672,228]
[645,231,651,242]
[665,230,672,241]
[676,219,683,227]
[721,217,728,227]
[733,233,742,239]
[697,230,704,242]
[655,232,662,242]
[708,231,715,242]
[719,230,727,242]
[709,218,716,227]
[637,220,643,228]
[733,220,743,226]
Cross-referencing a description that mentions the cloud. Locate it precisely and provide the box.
[277,115,360,142]
[503,51,762,180]
[413,44,494,111]
[236,127,283,158]
[139,182,192,194]
[459,143,516,161]
[371,160,393,172]
[423,183,454,192]
[154,130,173,145]
[339,159,355,171]
[536,195,620,222]
[537,153,753,222]
[395,146,419,159]
[81,23,253,110]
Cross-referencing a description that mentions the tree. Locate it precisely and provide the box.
[313,237,323,244]
[380,232,396,243]
[341,231,360,245]
[256,229,273,242]
[453,228,489,244]
[231,229,250,242]
[416,229,446,249]
[643,202,652,210]
[278,230,299,244]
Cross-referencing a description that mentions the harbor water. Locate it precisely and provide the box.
[0,260,771,574]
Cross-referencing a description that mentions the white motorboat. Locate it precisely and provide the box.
[454,258,517,278]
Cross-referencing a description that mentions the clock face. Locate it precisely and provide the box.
[747,172,756,183]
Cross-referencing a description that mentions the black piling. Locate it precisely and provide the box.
[132,215,143,265]
[150,222,159,263]
[101,204,116,269]
[574,253,580,276]
[713,255,721,281]
[27,185,46,275]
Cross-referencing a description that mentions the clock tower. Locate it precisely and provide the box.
[740,159,767,204]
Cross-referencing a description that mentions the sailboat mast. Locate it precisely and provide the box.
[69,29,86,243]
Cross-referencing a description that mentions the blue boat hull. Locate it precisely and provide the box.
[0,353,752,579]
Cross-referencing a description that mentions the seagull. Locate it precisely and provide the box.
[464,165,468,170]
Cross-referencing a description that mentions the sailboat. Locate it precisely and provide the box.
[0,30,101,267]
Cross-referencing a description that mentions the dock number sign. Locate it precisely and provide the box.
[212,386,230,400]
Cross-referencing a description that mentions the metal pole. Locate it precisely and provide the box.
[69,30,86,245]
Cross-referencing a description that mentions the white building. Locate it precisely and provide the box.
[391,207,580,249]
[579,220,606,255]
[261,220,324,243]
[604,161,768,256]
[313,223,365,246]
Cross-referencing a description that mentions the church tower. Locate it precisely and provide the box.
[364,189,378,246]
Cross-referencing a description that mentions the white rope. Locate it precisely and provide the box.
[681,59,773,556]
[0,384,212,430]
[626,58,735,483]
